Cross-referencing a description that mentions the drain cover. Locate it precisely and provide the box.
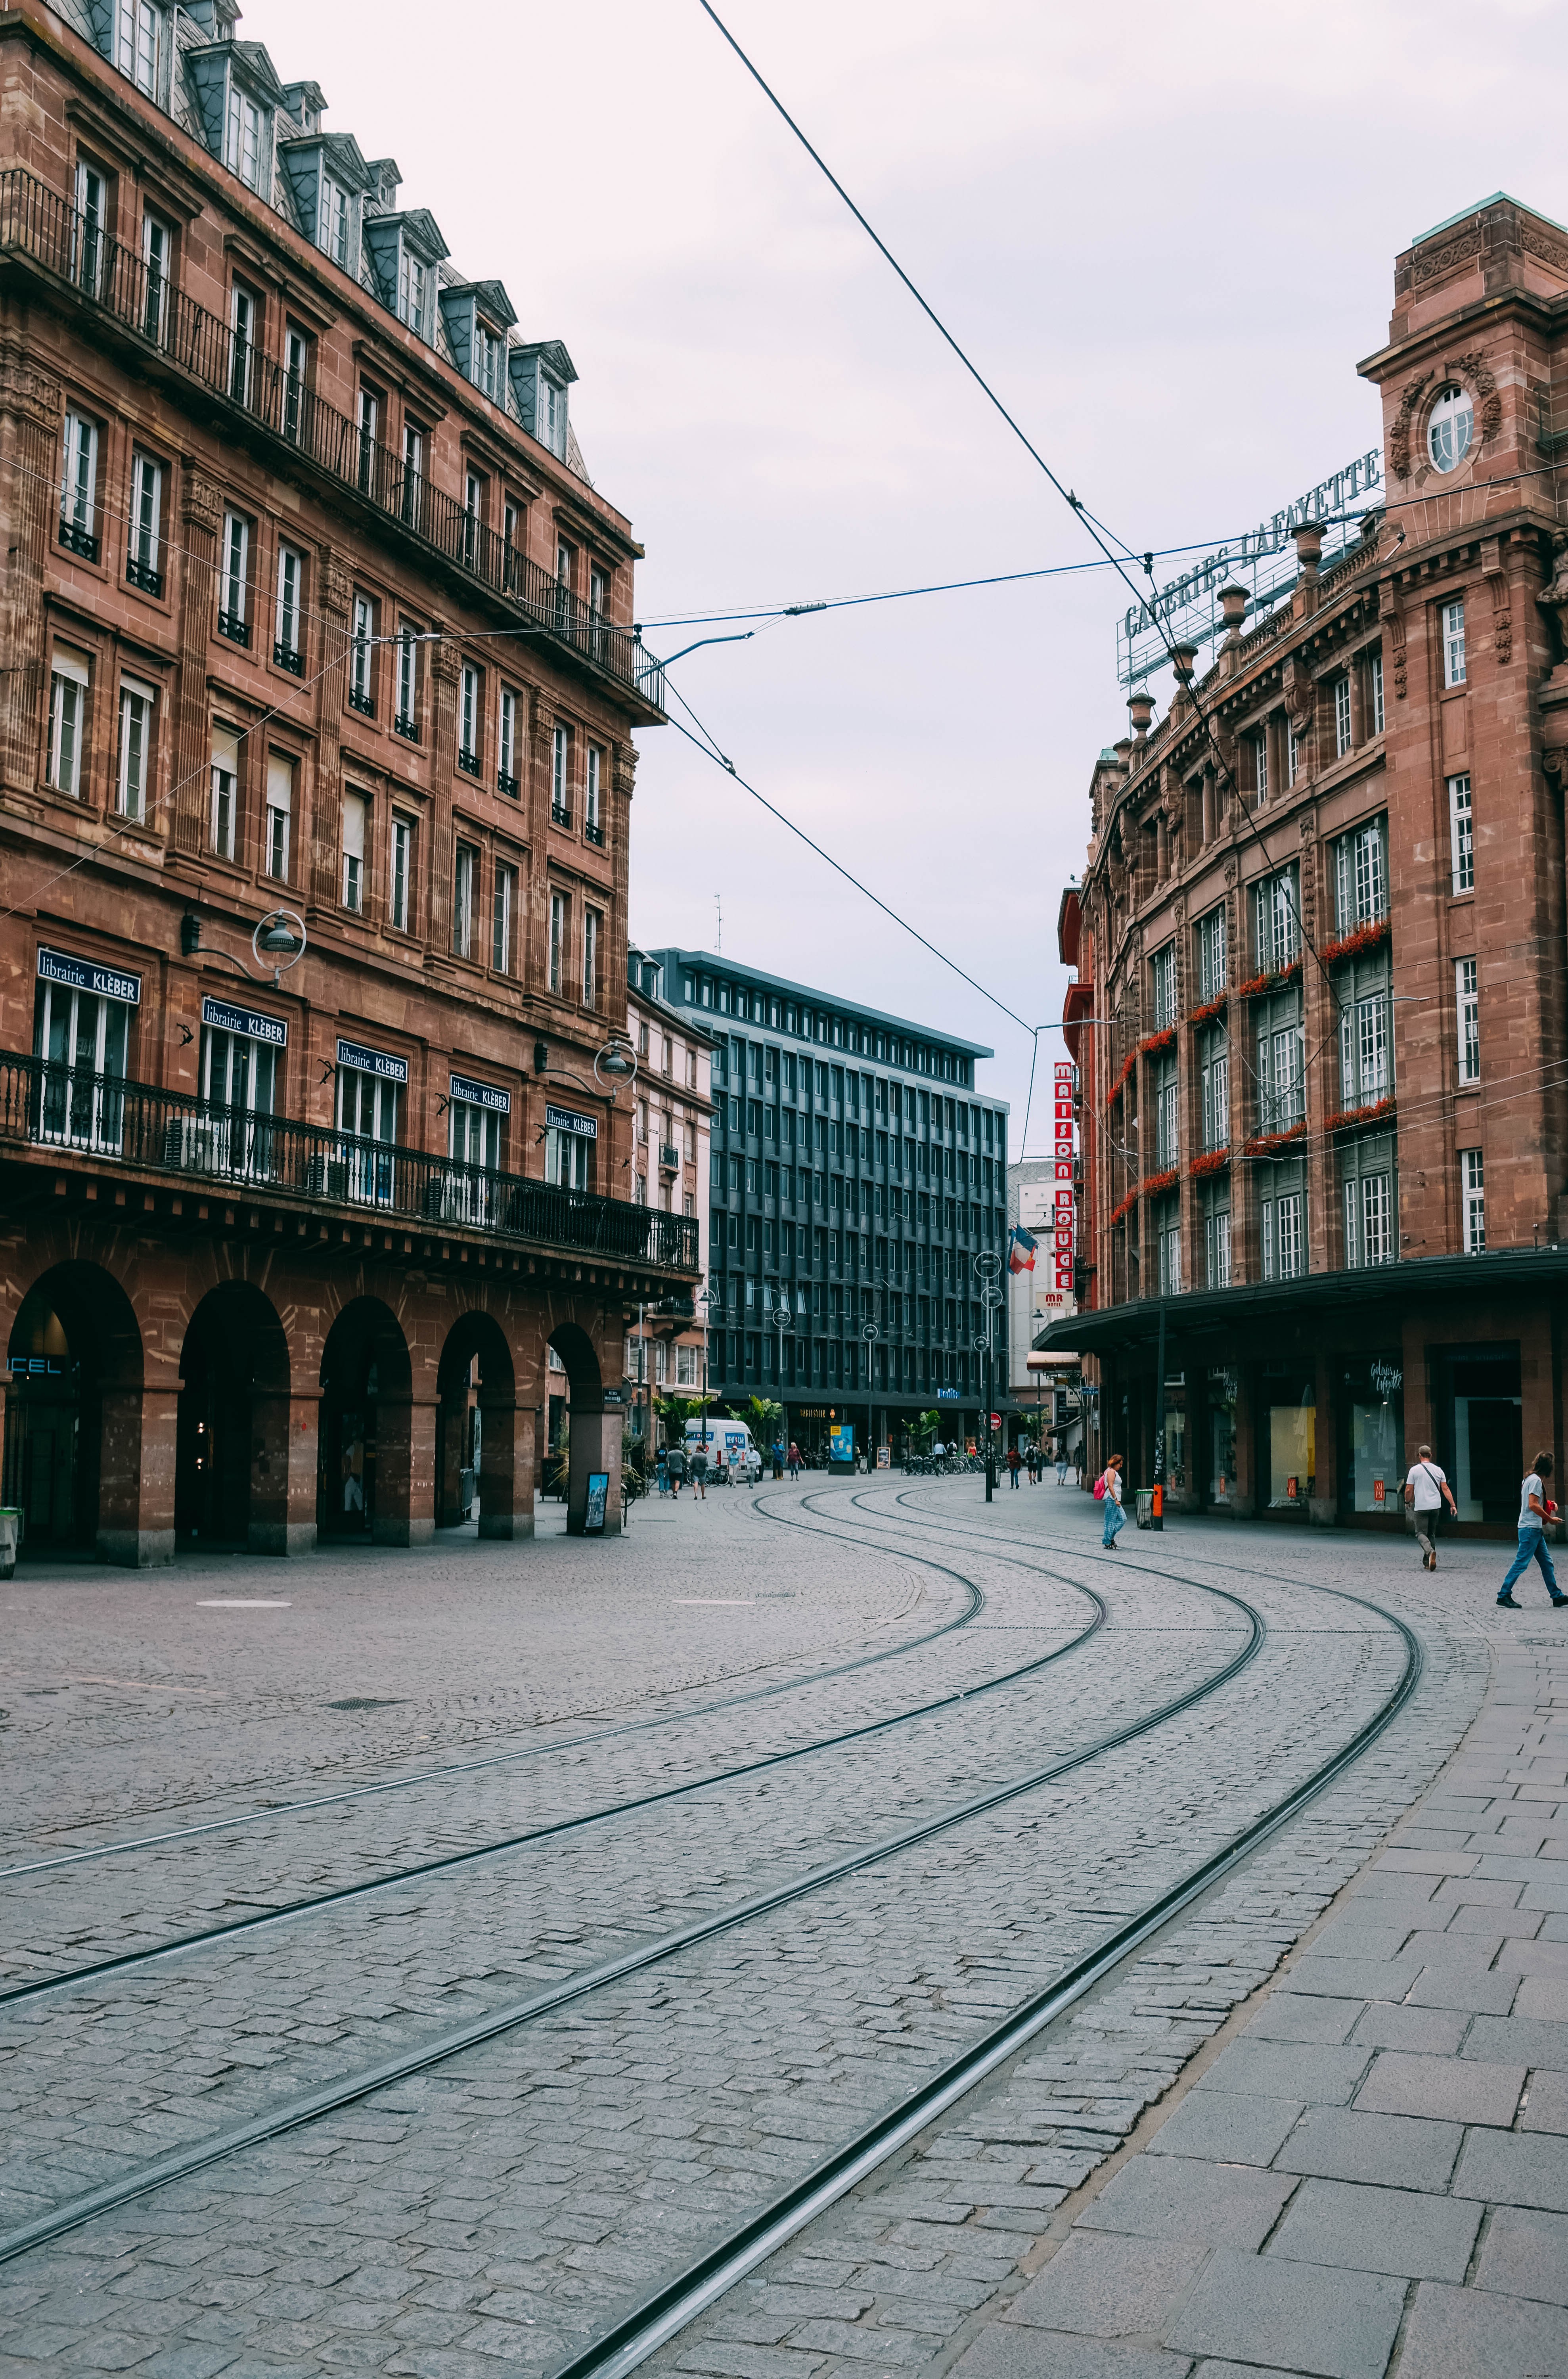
[324,1697,408,1711]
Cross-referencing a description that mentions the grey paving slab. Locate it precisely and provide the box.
[1145,2094,1305,2170]
[1265,2177,1480,2281]
[1345,2003,1467,2054]
[1272,2106,1465,2192]
[949,2331,1193,2379]
[1473,2204,1568,2306]
[1005,2233,1208,2337]
[1193,2044,1371,2107]
[1461,2012,1568,2067]
[1075,2156,1297,2252]
[1451,2127,1568,2211]
[1351,2049,1525,2126]
[1245,1996,1361,2046]
[1395,2276,1568,2379]
[1520,2067,1568,2132]
[1164,2247,1405,2379]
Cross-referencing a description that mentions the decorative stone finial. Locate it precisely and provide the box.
[1293,521,1324,579]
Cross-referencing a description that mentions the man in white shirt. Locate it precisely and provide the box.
[1403,1442,1457,1571]
[1497,1452,1568,1609]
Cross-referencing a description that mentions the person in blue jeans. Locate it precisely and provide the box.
[1497,1452,1568,1609]
[1100,1452,1126,1550]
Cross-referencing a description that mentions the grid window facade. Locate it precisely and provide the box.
[1201,1036,1228,1151]
[265,753,292,879]
[1449,773,1473,893]
[1197,904,1227,1001]
[116,681,152,819]
[219,510,249,642]
[1257,1009,1304,1132]
[1444,598,1467,688]
[452,843,475,958]
[1371,651,1385,734]
[341,789,366,911]
[1205,1206,1231,1288]
[1254,868,1300,972]
[1152,942,1176,1029]
[549,891,565,994]
[492,862,515,974]
[390,818,412,932]
[47,652,87,797]
[1334,672,1352,757]
[210,723,238,856]
[1462,1148,1485,1252]
[1340,988,1390,1107]
[1344,1171,1394,1268]
[1335,820,1387,931]
[396,626,419,737]
[1262,1191,1304,1281]
[583,908,600,1009]
[1253,729,1268,801]
[1457,957,1480,1084]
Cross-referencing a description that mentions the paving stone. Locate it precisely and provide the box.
[1077,2156,1297,2252]
[1193,2044,1371,2107]
[1245,1996,1361,2046]
[1146,2095,1303,2169]
[951,2331,1194,2379]
[1345,2004,1466,2055]
[1006,2234,1208,2337]
[1265,2178,1480,2281]
[1272,2107,1463,2193]
[1352,2049,1524,2126]
[1520,2067,1568,2132]
[1395,2276,1568,2378]
[1461,2012,1568,2067]
[1473,2204,1568,2305]
[1164,2247,1405,2379]
[1451,2128,1568,2212]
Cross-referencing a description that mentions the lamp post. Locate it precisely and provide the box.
[699,1284,725,1454]
[861,1320,879,1465]
[767,1293,794,1444]
[180,905,308,990]
[974,1250,1003,1501]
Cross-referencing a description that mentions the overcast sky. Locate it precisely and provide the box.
[264,0,1566,1149]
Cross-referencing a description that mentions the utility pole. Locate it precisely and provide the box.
[1153,1279,1166,1532]
[974,1249,1003,1503]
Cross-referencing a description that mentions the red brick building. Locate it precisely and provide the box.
[0,0,696,1562]
[1050,195,1568,1533]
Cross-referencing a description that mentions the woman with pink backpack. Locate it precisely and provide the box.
[1095,1453,1126,1549]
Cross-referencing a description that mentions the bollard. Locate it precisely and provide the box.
[1151,1481,1163,1533]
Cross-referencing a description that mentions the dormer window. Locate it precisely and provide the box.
[476,322,503,404]
[117,2,162,98]
[320,174,349,266]
[398,250,428,338]
[226,87,262,188]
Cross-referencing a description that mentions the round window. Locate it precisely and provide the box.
[1428,383,1474,473]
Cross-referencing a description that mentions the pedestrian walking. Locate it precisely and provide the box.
[1403,1441,1457,1570]
[1497,1452,1568,1608]
[666,1443,687,1498]
[787,1440,801,1481]
[772,1441,784,1480]
[1097,1452,1126,1549]
[1056,1445,1070,1486]
[1005,1444,1022,1490]
[689,1444,708,1500]
[655,1446,669,1498]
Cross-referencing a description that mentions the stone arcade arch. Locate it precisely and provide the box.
[174,1283,292,1555]
[1,1260,150,1565]
[317,1297,422,1546]
[435,1310,518,1537]
[548,1318,622,1537]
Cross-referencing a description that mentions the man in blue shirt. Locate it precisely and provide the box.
[1497,1453,1568,1609]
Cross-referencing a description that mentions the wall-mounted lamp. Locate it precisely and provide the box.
[534,1039,549,1076]
[180,912,202,956]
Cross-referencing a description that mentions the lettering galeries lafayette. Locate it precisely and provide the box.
[1054,1060,1075,1290]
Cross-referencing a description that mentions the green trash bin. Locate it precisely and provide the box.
[1134,1489,1154,1530]
[0,1507,21,1578]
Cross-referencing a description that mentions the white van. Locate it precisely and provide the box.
[685,1418,762,1483]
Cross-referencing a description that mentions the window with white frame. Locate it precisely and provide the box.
[224,86,262,190]
[1200,1028,1228,1151]
[1154,1059,1178,1167]
[676,1343,698,1387]
[1449,772,1473,893]
[390,816,412,933]
[463,470,482,570]
[274,544,302,669]
[1371,650,1385,734]
[209,723,239,857]
[1334,818,1387,931]
[1334,672,1352,757]
[342,790,367,911]
[127,450,163,593]
[1443,598,1467,688]
[141,209,170,342]
[1256,996,1304,1132]
[117,2,161,96]
[1197,903,1227,1000]
[59,407,99,555]
[229,283,255,405]
[398,246,428,338]
[116,678,153,820]
[1157,1201,1181,1294]
[1456,956,1480,1084]
[449,1091,500,1172]
[1204,1200,1231,1289]
[1344,1169,1394,1268]
[1428,384,1473,474]
[74,158,105,297]
[400,420,424,525]
[452,843,476,958]
[319,172,349,267]
[265,752,292,880]
[1253,728,1268,801]
[1151,941,1176,1029]
[582,908,600,1009]
[396,624,419,736]
[218,510,249,643]
[283,324,309,444]
[459,665,480,772]
[1339,982,1390,1108]
[1253,866,1300,972]
[549,889,566,994]
[586,744,602,835]
[1461,1148,1485,1252]
[349,593,374,713]
[492,862,515,973]
[1261,1188,1304,1280]
[552,722,571,823]
[46,649,88,797]
[475,321,502,403]
[498,688,519,793]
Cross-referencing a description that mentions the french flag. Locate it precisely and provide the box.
[1007,1224,1038,1275]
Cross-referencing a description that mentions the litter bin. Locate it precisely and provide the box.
[0,1507,21,1578]
[1134,1489,1155,1530]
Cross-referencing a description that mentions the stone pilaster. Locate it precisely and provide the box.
[171,467,224,856]
[0,349,63,797]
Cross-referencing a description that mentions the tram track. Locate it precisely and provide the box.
[0,1511,1270,2268]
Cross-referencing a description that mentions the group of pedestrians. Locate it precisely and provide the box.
[1087,1437,1568,1606]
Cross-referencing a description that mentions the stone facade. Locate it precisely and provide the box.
[0,1,696,1562]
[1054,195,1568,1533]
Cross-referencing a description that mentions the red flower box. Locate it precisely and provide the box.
[1320,917,1391,966]
[1325,1096,1396,1134]
[1187,993,1228,1028]
[1105,1050,1137,1107]
[1238,958,1302,998]
[1138,1026,1177,1059]
[1190,1147,1230,1178]
[1242,1122,1308,1159]
[1141,1168,1179,1199]
[1109,1186,1140,1228]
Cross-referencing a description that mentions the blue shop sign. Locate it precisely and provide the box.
[450,1073,510,1114]
[37,945,140,1005]
[936,1387,961,1400]
[202,994,287,1047]
[337,1037,408,1085]
[545,1103,597,1140]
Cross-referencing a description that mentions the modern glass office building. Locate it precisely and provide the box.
[649,950,1009,1462]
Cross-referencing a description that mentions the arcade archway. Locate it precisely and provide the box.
[2,1262,143,1560]
[174,1283,290,1552]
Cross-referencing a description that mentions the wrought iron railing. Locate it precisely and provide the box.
[0,1051,698,1272]
[0,167,667,714]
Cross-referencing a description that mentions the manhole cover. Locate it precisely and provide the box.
[324,1697,408,1711]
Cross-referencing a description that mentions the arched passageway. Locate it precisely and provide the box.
[548,1319,621,1536]
[174,1283,291,1553]
[436,1311,518,1536]
[2,1261,148,1563]
[316,1299,421,1546]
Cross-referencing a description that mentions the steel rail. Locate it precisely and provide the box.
[0,1503,991,1882]
[0,1518,1107,2005]
[0,1565,1266,2266]
[544,1567,1421,2379]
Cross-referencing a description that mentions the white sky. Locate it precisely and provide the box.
[262,0,1568,1148]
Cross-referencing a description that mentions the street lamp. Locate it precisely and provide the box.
[698,1284,725,1453]
[180,905,308,990]
[861,1320,879,1465]
[767,1293,795,1427]
[974,1250,1003,1502]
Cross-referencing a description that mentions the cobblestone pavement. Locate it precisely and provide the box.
[0,1483,1524,2378]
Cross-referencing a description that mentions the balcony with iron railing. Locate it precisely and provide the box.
[0,1050,699,1275]
[0,168,667,717]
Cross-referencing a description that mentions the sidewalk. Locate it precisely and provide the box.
[950,1632,1568,2379]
